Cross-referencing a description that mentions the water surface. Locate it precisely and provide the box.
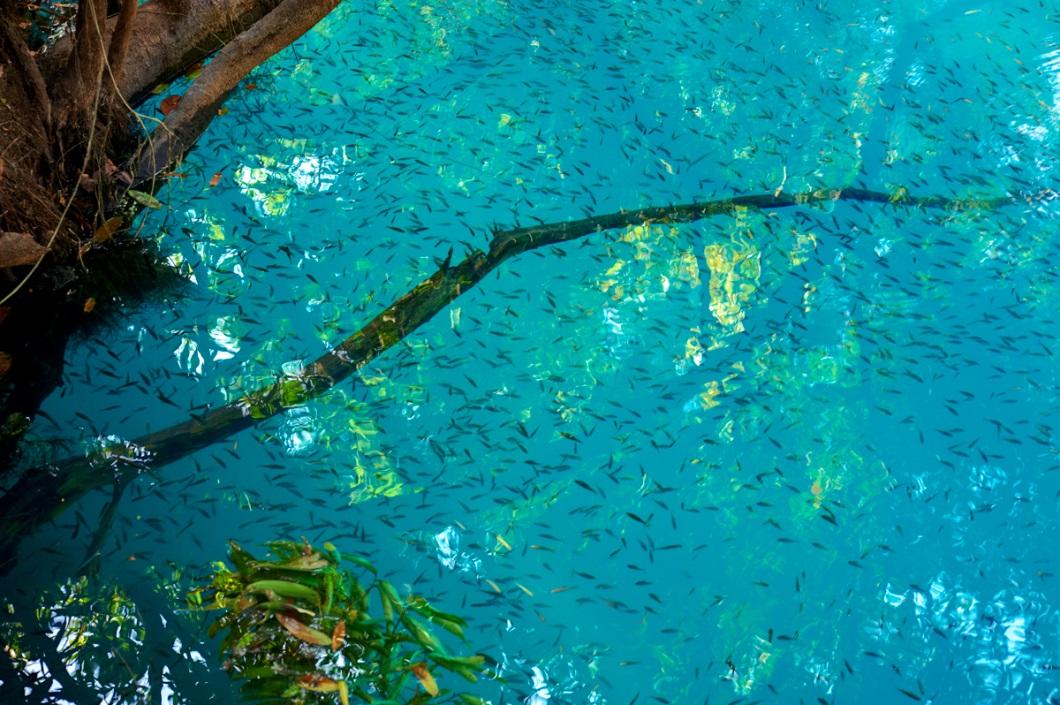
[4,1,1059,704]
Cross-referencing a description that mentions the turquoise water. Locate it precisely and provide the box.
[4,1,1060,703]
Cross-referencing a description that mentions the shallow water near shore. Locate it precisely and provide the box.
[3,1,1060,704]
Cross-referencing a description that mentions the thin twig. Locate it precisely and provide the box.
[78,477,127,578]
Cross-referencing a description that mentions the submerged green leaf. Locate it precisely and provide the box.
[245,579,320,604]
[127,189,163,209]
[193,539,489,704]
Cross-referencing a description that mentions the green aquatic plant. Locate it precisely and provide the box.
[189,539,488,705]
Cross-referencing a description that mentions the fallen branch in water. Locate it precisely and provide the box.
[0,186,1015,571]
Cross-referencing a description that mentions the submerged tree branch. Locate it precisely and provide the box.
[78,479,126,578]
[0,187,1015,572]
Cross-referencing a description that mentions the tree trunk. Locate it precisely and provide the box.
[105,0,138,88]
[134,0,340,185]
[44,0,287,107]
[1,20,51,134]
[51,0,108,141]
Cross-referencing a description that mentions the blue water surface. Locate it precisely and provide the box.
[4,1,1060,704]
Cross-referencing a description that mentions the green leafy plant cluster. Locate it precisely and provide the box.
[189,539,489,705]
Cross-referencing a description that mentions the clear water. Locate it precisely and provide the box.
[4,1,1060,704]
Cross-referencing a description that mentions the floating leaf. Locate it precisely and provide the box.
[159,94,181,115]
[93,216,124,244]
[276,612,331,646]
[127,189,163,210]
[410,663,439,696]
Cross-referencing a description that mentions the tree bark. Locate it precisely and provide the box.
[105,0,138,88]
[45,0,287,108]
[1,20,52,134]
[133,0,340,185]
[51,0,108,138]
[0,187,1016,573]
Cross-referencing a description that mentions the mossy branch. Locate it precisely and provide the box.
[0,186,1015,572]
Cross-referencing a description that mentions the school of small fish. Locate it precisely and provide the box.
[2,1,1058,704]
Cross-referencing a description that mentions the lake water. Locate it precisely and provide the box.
[3,1,1059,704]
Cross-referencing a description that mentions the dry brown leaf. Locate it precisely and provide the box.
[410,662,439,696]
[93,216,124,244]
[159,95,181,115]
[330,620,345,651]
[0,232,47,268]
[275,612,331,646]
